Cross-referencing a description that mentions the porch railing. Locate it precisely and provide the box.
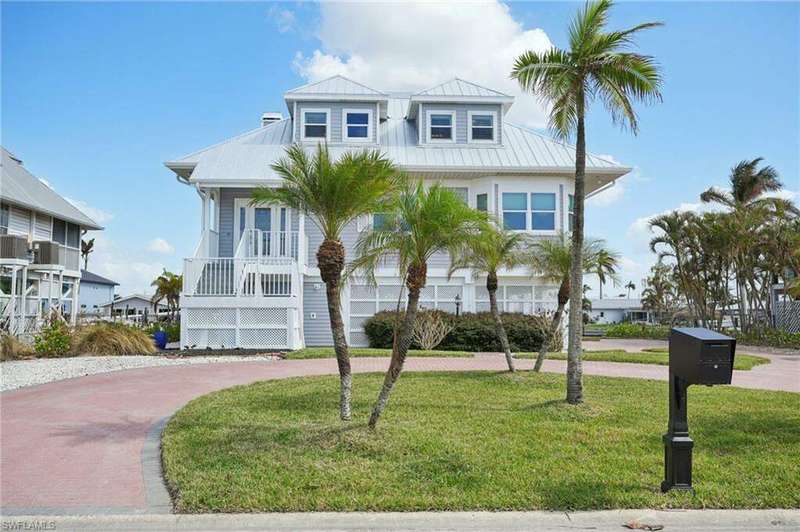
[60,245,80,271]
[237,229,299,260]
[183,257,299,298]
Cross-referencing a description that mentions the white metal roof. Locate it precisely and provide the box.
[590,298,644,310]
[415,78,512,98]
[1,147,102,229]
[285,75,387,98]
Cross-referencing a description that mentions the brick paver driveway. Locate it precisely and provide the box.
[1,342,797,515]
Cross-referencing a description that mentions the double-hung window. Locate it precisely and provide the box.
[0,204,8,235]
[468,111,496,142]
[342,109,372,141]
[531,193,556,231]
[302,110,329,140]
[476,193,488,212]
[428,111,455,142]
[568,194,575,232]
[502,193,527,230]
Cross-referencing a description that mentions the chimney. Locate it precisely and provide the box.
[261,112,283,127]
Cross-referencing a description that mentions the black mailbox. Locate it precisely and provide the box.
[669,327,736,385]
[661,327,736,493]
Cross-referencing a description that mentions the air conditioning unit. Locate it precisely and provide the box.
[0,235,30,260]
[33,241,60,265]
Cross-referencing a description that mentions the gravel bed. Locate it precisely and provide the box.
[0,353,282,392]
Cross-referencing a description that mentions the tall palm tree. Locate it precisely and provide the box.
[449,223,526,372]
[625,281,636,298]
[512,0,662,404]
[81,238,94,271]
[151,270,182,319]
[594,248,618,299]
[530,236,618,372]
[252,144,402,421]
[700,158,784,209]
[350,182,486,428]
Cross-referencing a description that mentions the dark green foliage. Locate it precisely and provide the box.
[364,311,557,352]
[33,319,71,357]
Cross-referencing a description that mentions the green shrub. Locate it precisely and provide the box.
[33,319,72,357]
[726,328,800,350]
[364,311,560,352]
[146,321,180,343]
[602,322,670,340]
[72,322,157,356]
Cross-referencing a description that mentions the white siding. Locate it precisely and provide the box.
[34,213,52,241]
[8,206,31,237]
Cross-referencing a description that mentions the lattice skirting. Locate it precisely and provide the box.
[182,306,294,349]
[775,301,800,333]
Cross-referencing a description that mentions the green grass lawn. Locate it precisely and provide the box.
[518,350,770,371]
[287,347,770,371]
[162,371,799,512]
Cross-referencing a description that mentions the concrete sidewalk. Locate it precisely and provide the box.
[4,509,797,531]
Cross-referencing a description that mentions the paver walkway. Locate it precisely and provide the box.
[1,339,797,515]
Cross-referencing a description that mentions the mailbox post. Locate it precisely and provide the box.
[661,327,736,492]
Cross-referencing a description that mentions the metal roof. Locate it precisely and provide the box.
[1,147,103,229]
[100,293,166,307]
[81,270,119,286]
[166,96,629,191]
[285,75,387,98]
[590,298,643,310]
[414,78,513,98]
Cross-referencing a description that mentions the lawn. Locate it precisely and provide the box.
[162,372,799,512]
[287,347,770,371]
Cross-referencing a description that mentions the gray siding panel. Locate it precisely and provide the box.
[8,206,31,237]
[295,101,378,144]
[303,277,333,346]
[34,213,52,241]
[218,188,251,257]
[419,103,502,145]
[306,217,361,268]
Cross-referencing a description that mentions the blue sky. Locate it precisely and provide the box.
[3,1,798,296]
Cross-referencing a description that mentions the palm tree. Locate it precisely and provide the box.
[81,238,94,270]
[595,248,618,299]
[700,158,785,209]
[252,144,402,421]
[350,182,486,428]
[625,281,636,298]
[449,223,526,372]
[151,270,182,319]
[512,0,662,404]
[530,236,618,372]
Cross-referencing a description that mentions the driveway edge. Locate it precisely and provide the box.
[141,416,173,514]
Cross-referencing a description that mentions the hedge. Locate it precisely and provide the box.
[363,311,561,352]
[594,322,800,349]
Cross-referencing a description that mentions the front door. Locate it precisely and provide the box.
[234,200,291,257]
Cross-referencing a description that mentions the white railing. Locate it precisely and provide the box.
[194,229,220,258]
[60,245,80,271]
[183,257,298,298]
[237,229,299,260]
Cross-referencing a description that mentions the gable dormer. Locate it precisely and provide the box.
[284,75,389,145]
[407,78,514,146]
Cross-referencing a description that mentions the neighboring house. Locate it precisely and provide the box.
[589,298,654,324]
[0,147,103,336]
[99,294,168,318]
[165,75,630,350]
[78,270,118,316]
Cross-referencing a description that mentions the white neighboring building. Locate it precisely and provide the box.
[589,298,653,324]
[99,294,168,319]
[164,75,630,350]
[78,270,118,316]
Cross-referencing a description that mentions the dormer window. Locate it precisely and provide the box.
[301,109,329,140]
[343,109,372,142]
[428,111,455,142]
[468,111,496,142]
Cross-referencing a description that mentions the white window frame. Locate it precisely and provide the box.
[467,110,497,143]
[341,108,373,143]
[427,109,456,144]
[530,192,557,234]
[300,108,330,141]
[501,192,528,232]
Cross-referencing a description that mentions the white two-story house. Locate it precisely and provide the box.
[165,76,629,350]
[1,147,103,336]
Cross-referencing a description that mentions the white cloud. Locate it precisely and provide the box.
[292,1,553,127]
[65,197,114,225]
[587,162,650,208]
[147,238,175,254]
[269,6,296,33]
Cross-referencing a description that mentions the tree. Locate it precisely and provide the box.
[81,238,94,271]
[449,223,526,372]
[252,144,402,421]
[641,261,681,324]
[350,182,486,428]
[624,281,636,298]
[595,248,618,299]
[530,236,618,372]
[151,270,182,319]
[512,0,662,404]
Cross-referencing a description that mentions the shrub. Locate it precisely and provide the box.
[725,328,800,350]
[602,322,670,340]
[72,322,157,356]
[1,333,35,361]
[364,311,561,352]
[146,321,180,343]
[412,310,454,350]
[33,318,72,357]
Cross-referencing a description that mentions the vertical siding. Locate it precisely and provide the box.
[302,276,333,345]
[34,213,52,241]
[419,103,503,145]
[8,205,31,237]
[294,102,378,144]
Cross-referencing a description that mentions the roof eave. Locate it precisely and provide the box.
[0,195,103,230]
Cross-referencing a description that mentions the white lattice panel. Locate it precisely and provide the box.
[437,285,463,299]
[351,301,376,315]
[350,331,369,347]
[350,285,376,299]
[184,328,236,348]
[240,307,287,327]
[186,308,236,327]
[378,301,405,311]
[378,285,403,300]
[240,328,288,348]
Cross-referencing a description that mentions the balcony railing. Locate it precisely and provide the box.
[183,257,298,298]
[60,245,80,271]
[237,229,299,260]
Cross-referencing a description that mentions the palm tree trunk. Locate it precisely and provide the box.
[317,239,352,421]
[534,278,569,372]
[487,272,514,372]
[566,88,586,405]
[599,281,603,300]
[368,263,425,429]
